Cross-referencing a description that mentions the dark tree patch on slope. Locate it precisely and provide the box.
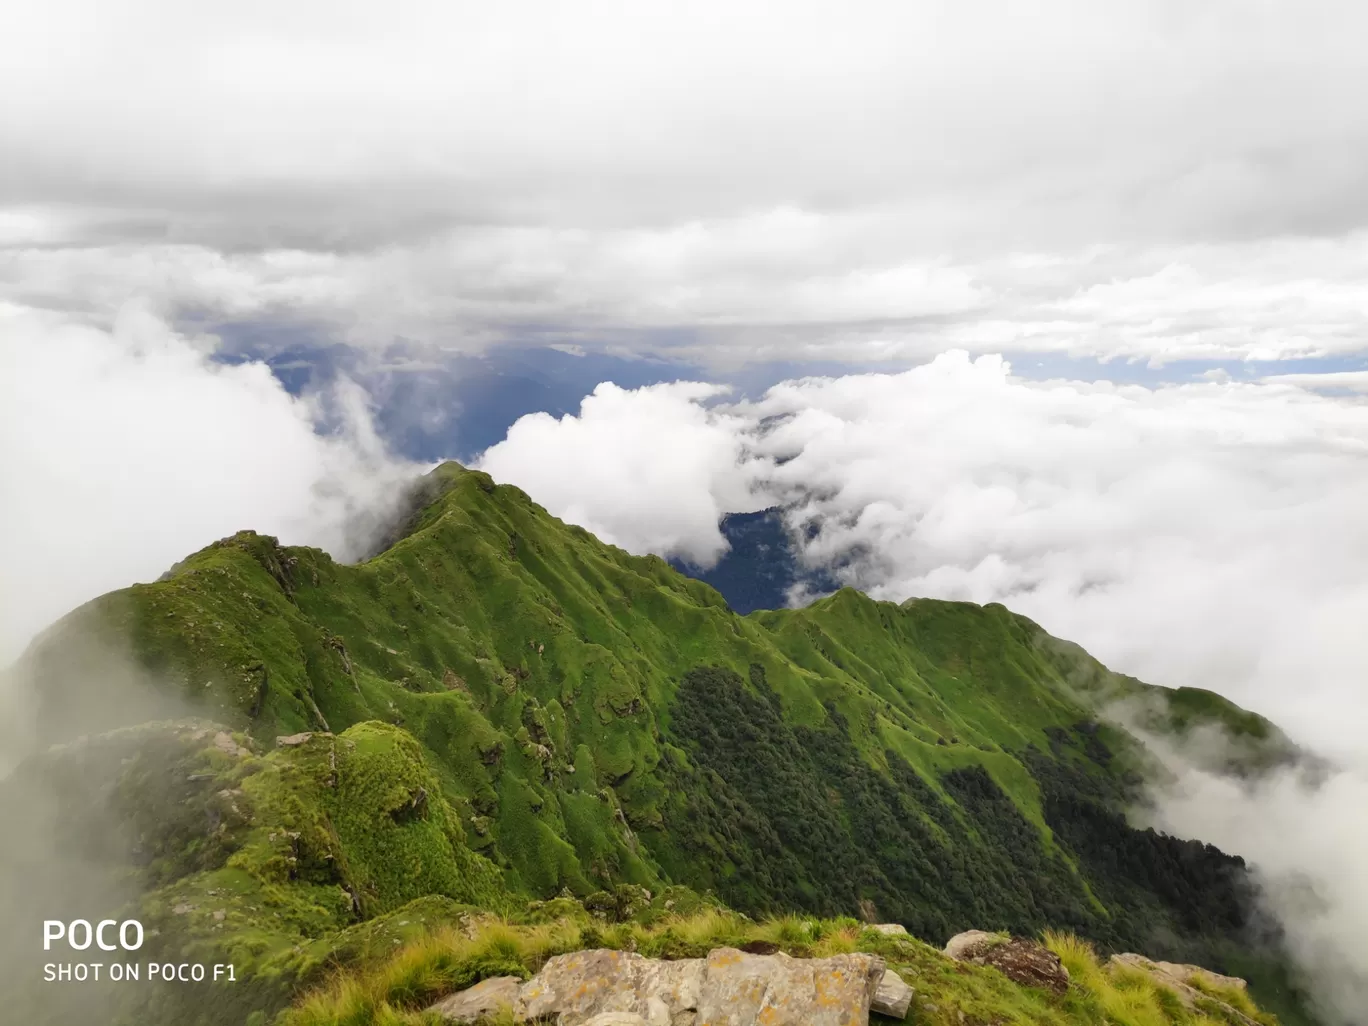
[660,665,1261,966]
[1023,745,1254,964]
[657,665,1101,943]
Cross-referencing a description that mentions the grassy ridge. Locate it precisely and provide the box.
[3,462,1311,1024]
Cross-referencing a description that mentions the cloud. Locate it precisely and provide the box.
[1140,730,1368,1024]
[7,1,1368,240]
[6,3,1368,364]
[749,356,1368,763]
[477,380,762,565]
[0,301,418,664]
[10,229,1368,370]
[478,354,1368,764]
[1262,369,1368,392]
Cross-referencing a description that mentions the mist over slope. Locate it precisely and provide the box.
[0,305,421,666]
[1,461,1326,1025]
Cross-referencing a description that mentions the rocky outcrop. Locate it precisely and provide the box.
[869,923,908,937]
[427,975,521,1022]
[210,730,250,757]
[870,969,913,1018]
[696,947,883,1026]
[1109,954,1259,1025]
[942,929,1001,961]
[1110,953,1247,997]
[429,947,893,1025]
[518,948,703,1024]
[943,931,1070,995]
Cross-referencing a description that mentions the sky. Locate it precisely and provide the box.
[4,3,1368,1016]
[5,0,1368,367]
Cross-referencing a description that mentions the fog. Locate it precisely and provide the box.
[1125,719,1368,1024]
[0,302,420,665]
[0,633,202,1023]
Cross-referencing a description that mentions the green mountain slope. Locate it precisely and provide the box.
[2,462,1312,1024]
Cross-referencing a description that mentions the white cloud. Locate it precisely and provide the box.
[748,356,1368,763]
[1143,734,1368,1025]
[1263,370,1368,392]
[477,381,762,565]
[479,355,1368,764]
[0,301,417,664]
[9,229,1368,368]
[5,3,1368,364]
[6,1,1367,238]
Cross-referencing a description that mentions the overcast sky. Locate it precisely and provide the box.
[4,0,1368,365]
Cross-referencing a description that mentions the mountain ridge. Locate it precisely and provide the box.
[0,461,1316,1024]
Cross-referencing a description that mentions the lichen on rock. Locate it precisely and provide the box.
[433,946,888,1026]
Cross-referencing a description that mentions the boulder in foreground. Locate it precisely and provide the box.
[430,946,890,1025]
[696,947,884,1026]
[427,975,522,1022]
[1109,954,1259,1025]
[942,930,1070,995]
[870,968,913,1018]
[518,948,702,1025]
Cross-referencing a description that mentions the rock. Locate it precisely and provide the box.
[1111,953,1247,996]
[695,947,885,1026]
[486,946,884,1026]
[428,975,522,1023]
[517,948,703,1025]
[276,731,313,747]
[943,931,1069,995]
[213,731,247,757]
[871,968,913,1018]
[869,923,908,937]
[942,930,1002,961]
[1109,954,1258,1024]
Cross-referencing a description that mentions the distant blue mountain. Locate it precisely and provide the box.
[669,508,840,614]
